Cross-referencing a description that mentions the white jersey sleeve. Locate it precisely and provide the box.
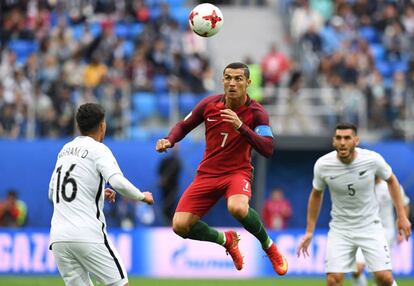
[312,158,326,192]
[373,152,392,181]
[95,144,122,182]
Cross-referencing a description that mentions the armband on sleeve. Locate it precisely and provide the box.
[254,125,273,137]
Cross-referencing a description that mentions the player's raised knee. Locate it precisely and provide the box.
[172,219,190,238]
[227,204,248,219]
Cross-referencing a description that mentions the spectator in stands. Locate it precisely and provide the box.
[383,21,410,62]
[62,51,85,90]
[301,24,322,55]
[281,70,313,133]
[84,54,108,89]
[53,86,75,136]
[290,0,324,42]
[245,56,263,102]
[147,38,169,75]
[128,49,153,92]
[0,103,21,138]
[157,146,182,225]
[186,52,209,94]
[0,189,27,227]
[366,70,387,129]
[260,43,290,87]
[402,4,414,36]
[262,187,292,230]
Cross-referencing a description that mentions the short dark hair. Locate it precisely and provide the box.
[335,122,357,135]
[76,103,105,134]
[223,62,250,79]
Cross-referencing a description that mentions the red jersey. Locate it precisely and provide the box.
[166,94,273,176]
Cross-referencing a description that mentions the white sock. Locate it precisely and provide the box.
[265,238,273,249]
[221,232,226,246]
[351,273,367,286]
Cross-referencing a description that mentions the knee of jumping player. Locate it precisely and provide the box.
[172,218,191,238]
[227,203,248,220]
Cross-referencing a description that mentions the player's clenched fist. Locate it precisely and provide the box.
[142,192,154,205]
[156,138,171,152]
[104,188,116,203]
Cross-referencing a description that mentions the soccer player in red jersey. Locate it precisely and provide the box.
[155,62,288,275]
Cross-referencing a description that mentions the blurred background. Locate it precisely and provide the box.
[0,0,414,282]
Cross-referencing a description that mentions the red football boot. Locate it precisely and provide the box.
[265,243,288,275]
[224,231,243,270]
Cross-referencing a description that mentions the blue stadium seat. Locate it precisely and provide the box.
[130,23,144,38]
[392,60,408,73]
[145,0,160,8]
[358,26,378,43]
[179,92,198,115]
[123,40,135,58]
[89,22,102,38]
[132,92,157,123]
[370,43,386,62]
[149,7,162,21]
[114,23,129,38]
[153,75,169,93]
[376,60,393,78]
[167,0,185,6]
[171,7,191,28]
[157,93,171,119]
[71,24,84,41]
[7,40,38,63]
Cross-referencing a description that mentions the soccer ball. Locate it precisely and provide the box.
[188,3,223,37]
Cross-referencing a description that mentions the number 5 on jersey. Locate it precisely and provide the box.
[347,183,355,196]
[55,164,78,203]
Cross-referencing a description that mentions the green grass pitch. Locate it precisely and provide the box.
[0,277,413,286]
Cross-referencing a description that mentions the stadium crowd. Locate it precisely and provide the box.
[2,0,414,140]
[0,0,212,139]
[283,0,414,137]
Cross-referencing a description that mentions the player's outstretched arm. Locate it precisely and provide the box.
[297,188,324,258]
[157,100,206,152]
[387,174,412,240]
[108,174,153,205]
[155,138,172,153]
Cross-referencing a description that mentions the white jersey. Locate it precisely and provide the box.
[313,148,392,231]
[375,180,410,244]
[49,136,122,244]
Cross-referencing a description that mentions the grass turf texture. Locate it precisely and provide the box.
[0,278,413,286]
